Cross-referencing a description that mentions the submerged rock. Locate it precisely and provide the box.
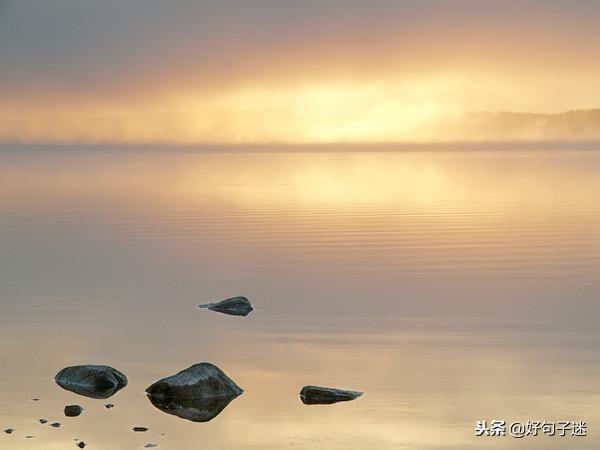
[49,422,61,428]
[77,442,86,448]
[4,428,15,434]
[64,405,84,417]
[299,385,363,405]
[55,365,128,399]
[38,419,48,424]
[132,427,148,432]
[145,363,242,422]
[144,444,158,448]
[104,404,115,409]
[198,296,253,316]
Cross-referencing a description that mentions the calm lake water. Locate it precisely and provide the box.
[1,147,599,449]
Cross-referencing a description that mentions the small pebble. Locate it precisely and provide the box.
[25,435,35,439]
[145,444,157,448]
[64,405,84,417]
[133,427,148,432]
[105,404,114,409]
[4,428,15,434]
[31,398,40,402]
[50,422,61,428]
[77,441,86,448]
[39,419,48,424]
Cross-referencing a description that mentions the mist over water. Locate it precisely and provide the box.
[0,147,599,449]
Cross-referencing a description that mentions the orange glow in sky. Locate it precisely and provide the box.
[1,1,600,144]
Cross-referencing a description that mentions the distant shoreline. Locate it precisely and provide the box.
[1,140,600,154]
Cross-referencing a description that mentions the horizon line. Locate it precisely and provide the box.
[2,140,600,153]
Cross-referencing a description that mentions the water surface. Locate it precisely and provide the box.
[1,147,599,449]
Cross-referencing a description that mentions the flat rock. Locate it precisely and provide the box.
[55,365,128,399]
[299,385,363,405]
[133,427,148,432]
[64,405,84,417]
[145,363,242,422]
[198,296,253,316]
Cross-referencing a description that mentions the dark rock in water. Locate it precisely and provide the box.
[38,419,48,424]
[198,296,253,316]
[77,442,86,448]
[145,363,242,422]
[299,385,363,405]
[25,435,35,439]
[4,428,15,434]
[55,365,128,399]
[145,444,158,448]
[31,398,40,402]
[133,427,148,432]
[64,405,84,417]
[104,403,115,409]
[146,363,242,400]
[49,422,61,428]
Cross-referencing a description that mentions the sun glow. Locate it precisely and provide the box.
[0,79,466,144]
[3,1,600,145]
[2,73,600,144]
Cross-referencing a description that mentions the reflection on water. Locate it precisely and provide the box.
[0,147,599,449]
[146,393,239,423]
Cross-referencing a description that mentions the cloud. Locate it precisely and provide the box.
[2,1,600,143]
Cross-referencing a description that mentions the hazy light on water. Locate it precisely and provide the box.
[0,148,599,449]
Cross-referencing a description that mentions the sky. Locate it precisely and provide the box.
[1,0,600,144]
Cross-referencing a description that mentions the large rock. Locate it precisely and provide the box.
[299,385,363,405]
[146,363,242,400]
[198,296,253,316]
[55,365,128,399]
[145,363,242,422]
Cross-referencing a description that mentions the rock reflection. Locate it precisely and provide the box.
[146,392,240,422]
